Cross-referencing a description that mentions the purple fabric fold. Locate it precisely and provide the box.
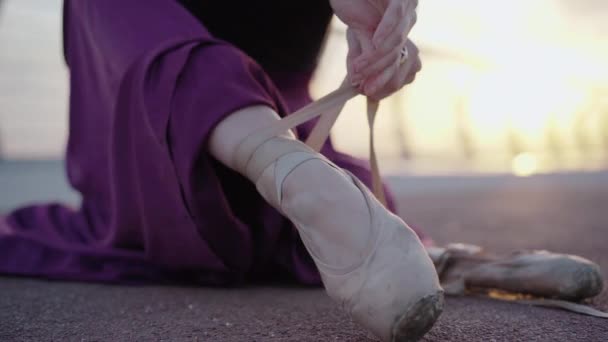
[0,0,424,285]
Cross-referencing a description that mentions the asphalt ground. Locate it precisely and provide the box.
[1,162,607,341]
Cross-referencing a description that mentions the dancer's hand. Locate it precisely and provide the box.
[330,0,419,100]
[349,34,421,101]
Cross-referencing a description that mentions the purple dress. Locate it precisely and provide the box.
[0,0,425,285]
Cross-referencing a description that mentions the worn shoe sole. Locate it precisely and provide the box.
[391,291,444,342]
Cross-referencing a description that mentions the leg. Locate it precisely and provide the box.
[209,105,371,268]
[208,96,444,341]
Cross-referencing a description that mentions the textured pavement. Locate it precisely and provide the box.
[1,162,607,341]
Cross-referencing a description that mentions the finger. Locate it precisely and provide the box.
[397,41,421,87]
[346,29,363,85]
[363,59,399,99]
[355,11,413,77]
[366,0,385,13]
[370,44,421,99]
[372,0,418,46]
[363,40,420,95]
[356,7,416,72]
[403,54,422,85]
[372,9,415,60]
[372,65,410,100]
[355,28,375,55]
[371,0,404,49]
[356,43,400,80]
[351,28,377,74]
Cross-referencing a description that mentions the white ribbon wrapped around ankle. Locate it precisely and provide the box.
[234,80,388,206]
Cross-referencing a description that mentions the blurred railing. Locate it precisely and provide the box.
[326,23,608,174]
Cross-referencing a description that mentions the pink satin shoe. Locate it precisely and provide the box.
[234,85,444,341]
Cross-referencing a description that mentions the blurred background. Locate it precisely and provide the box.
[1,0,607,179]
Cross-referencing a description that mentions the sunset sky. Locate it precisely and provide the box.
[1,0,607,174]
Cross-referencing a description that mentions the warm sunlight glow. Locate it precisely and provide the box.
[467,65,586,142]
[311,0,607,174]
[511,152,538,177]
[3,0,607,174]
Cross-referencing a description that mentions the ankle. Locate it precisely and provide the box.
[281,182,337,224]
[280,159,352,222]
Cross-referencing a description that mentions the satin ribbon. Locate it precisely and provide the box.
[292,83,608,319]
[301,82,387,206]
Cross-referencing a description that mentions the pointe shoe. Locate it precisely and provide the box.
[428,244,608,319]
[233,86,444,341]
[429,243,604,301]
